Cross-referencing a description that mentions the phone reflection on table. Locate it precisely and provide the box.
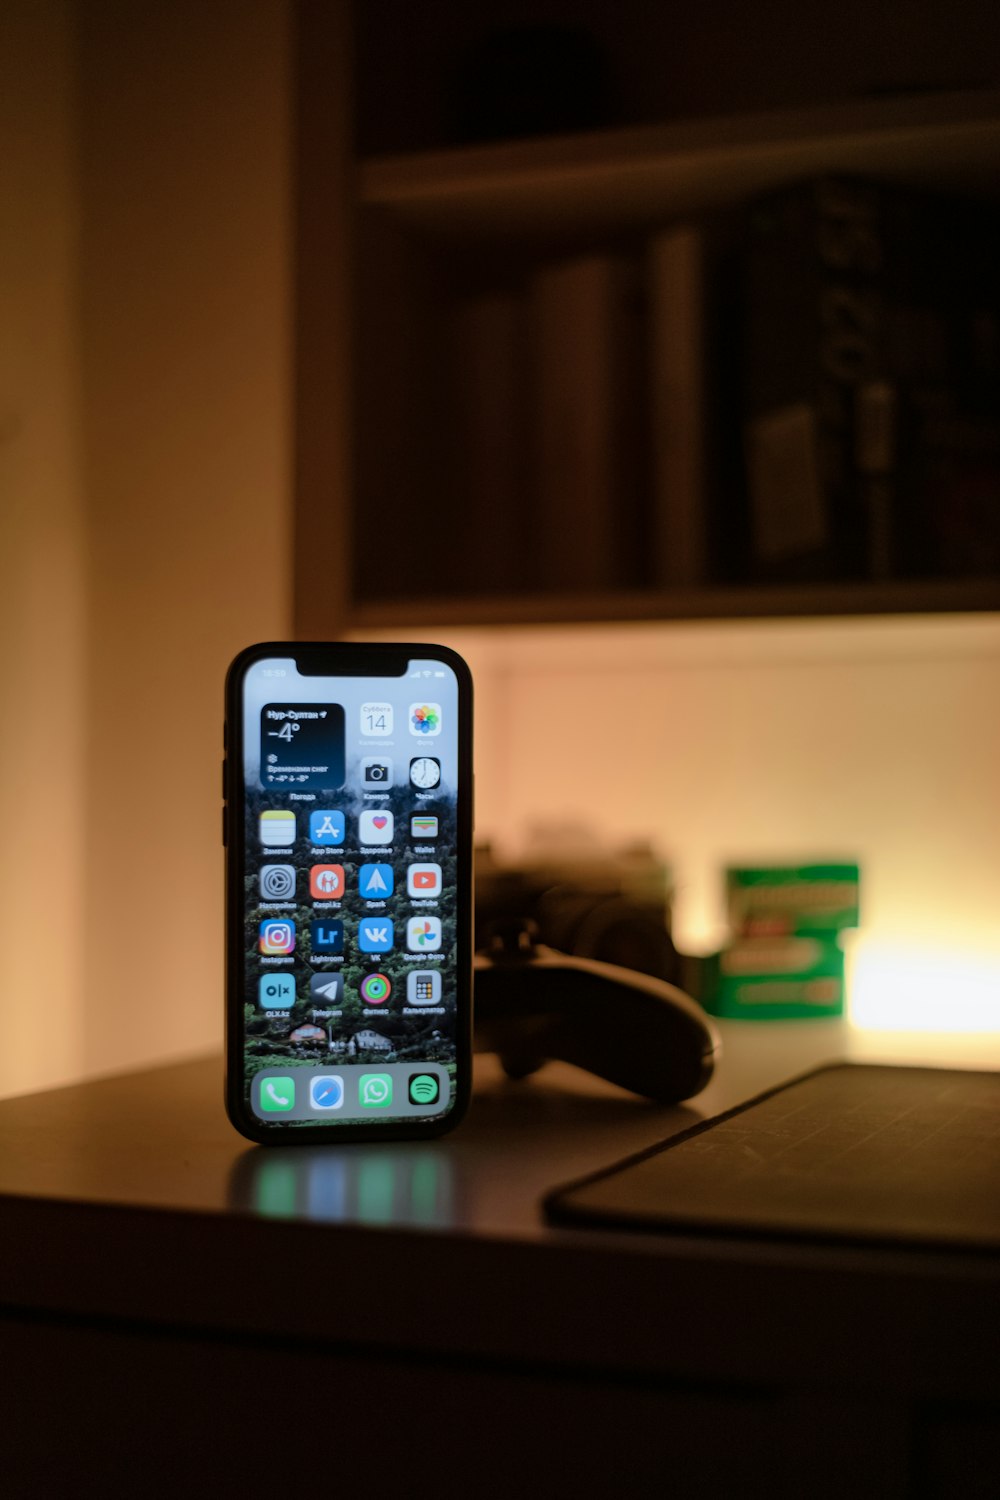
[229,1145,456,1230]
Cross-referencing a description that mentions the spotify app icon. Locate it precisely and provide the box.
[408,1073,440,1107]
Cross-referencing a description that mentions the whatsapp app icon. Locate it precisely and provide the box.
[359,1073,393,1109]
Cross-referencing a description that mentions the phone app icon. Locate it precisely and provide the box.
[359,1073,393,1109]
[408,1073,440,1107]
[359,809,394,845]
[359,920,394,954]
[309,810,345,846]
[409,756,441,791]
[260,1076,295,1112]
[259,863,296,901]
[259,919,296,955]
[360,972,391,1005]
[407,970,441,1006]
[407,916,442,952]
[259,973,296,1009]
[409,703,441,736]
[310,864,345,899]
[361,756,393,788]
[310,1075,344,1111]
[310,919,343,955]
[410,814,439,840]
[259,809,296,847]
[360,702,393,737]
[407,862,442,897]
[359,863,394,899]
[310,972,343,1004]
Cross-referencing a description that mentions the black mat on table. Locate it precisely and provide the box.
[544,1063,1000,1252]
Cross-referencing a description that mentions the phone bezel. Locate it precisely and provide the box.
[224,640,474,1145]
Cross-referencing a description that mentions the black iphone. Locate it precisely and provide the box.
[224,642,473,1143]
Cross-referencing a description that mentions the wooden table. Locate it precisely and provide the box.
[2,1021,997,1498]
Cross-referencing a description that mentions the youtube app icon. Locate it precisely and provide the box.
[407,863,442,898]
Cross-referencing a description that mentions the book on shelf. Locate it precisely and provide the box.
[448,290,529,596]
[741,176,1000,583]
[528,251,645,592]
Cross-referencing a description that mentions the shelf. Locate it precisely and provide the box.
[351,577,1000,630]
[361,90,1000,243]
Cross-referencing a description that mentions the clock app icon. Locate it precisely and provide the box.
[409,756,441,790]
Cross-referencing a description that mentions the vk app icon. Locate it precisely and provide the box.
[310,919,344,956]
[358,863,394,899]
[359,920,394,954]
[310,810,345,846]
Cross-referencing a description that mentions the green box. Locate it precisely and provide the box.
[726,863,860,937]
[704,935,845,1020]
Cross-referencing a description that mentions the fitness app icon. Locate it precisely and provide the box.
[360,973,391,1005]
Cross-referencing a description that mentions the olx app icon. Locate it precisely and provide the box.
[259,974,295,1010]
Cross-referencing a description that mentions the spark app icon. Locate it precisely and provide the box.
[407,863,442,897]
[309,810,345,845]
[359,863,394,899]
[259,973,295,1009]
[259,809,296,847]
[259,920,296,955]
[407,916,442,952]
[310,919,343,956]
[409,703,441,736]
[310,864,345,899]
[359,809,393,845]
[359,920,394,954]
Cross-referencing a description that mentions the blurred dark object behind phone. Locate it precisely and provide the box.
[475,838,682,988]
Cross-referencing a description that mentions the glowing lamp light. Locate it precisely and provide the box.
[848,936,1000,1033]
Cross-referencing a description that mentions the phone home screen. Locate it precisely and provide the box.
[233,649,469,1134]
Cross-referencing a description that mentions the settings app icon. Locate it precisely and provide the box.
[259,864,296,901]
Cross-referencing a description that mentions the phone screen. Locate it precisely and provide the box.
[225,643,472,1140]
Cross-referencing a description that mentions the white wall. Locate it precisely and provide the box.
[0,0,294,1099]
[421,615,1000,1031]
[0,0,88,1096]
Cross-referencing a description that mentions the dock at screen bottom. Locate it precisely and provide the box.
[252,1064,449,1123]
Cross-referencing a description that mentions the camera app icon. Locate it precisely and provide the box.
[259,863,296,901]
[362,756,393,787]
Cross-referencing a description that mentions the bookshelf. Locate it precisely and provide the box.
[293,52,1000,636]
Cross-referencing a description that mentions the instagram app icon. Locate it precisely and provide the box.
[259,919,296,956]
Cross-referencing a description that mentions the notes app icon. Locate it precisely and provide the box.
[259,809,296,847]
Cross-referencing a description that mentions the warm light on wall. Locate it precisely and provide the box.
[848,935,1000,1033]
